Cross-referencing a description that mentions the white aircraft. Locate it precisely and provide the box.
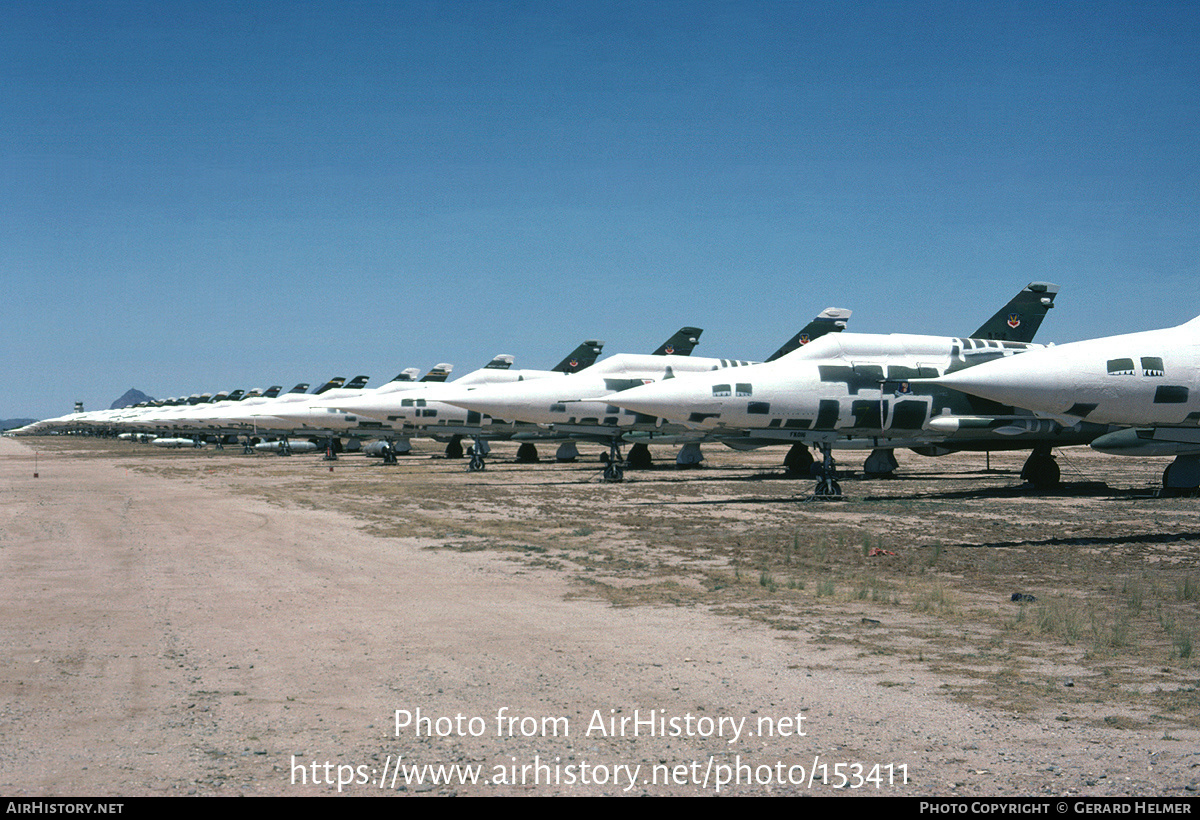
[281,331,713,467]
[265,340,606,460]
[136,388,263,438]
[170,384,292,434]
[209,370,441,451]
[119,384,310,445]
[932,313,1200,491]
[438,313,851,477]
[602,284,1093,495]
[76,392,225,439]
[118,377,375,453]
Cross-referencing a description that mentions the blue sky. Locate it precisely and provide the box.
[3,0,1198,419]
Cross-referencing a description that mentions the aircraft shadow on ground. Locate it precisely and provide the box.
[861,481,1142,502]
[624,476,1160,507]
[949,530,1200,551]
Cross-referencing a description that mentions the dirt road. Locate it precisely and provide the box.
[1,436,1197,796]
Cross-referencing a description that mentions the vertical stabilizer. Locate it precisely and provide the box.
[766,308,852,361]
[971,282,1058,342]
[552,340,605,373]
[651,327,703,356]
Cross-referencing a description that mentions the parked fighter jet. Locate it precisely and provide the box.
[143,376,372,454]
[786,283,1061,476]
[304,331,704,467]
[120,380,331,448]
[267,340,607,460]
[439,313,850,477]
[603,284,1095,496]
[306,331,707,466]
[932,313,1200,491]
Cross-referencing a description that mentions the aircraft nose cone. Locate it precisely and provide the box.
[606,382,699,422]
[436,387,514,416]
[935,352,1073,413]
[266,406,312,424]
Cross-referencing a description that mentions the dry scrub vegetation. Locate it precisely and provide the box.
[46,436,1200,737]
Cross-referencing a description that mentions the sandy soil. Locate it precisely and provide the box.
[1,435,1198,797]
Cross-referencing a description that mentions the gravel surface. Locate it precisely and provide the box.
[1,436,1198,796]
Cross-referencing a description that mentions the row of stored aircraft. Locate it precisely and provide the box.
[13,282,1196,497]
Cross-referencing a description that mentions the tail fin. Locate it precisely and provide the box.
[344,375,370,390]
[970,282,1058,342]
[313,377,346,395]
[766,308,852,361]
[484,355,514,370]
[263,386,283,398]
[390,369,421,383]
[552,340,605,373]
[287,383,310,394]
[651,327,703,356]
[420,363,453,382]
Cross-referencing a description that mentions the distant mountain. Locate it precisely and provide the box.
[1,418,36,431]
[110,388,154,410]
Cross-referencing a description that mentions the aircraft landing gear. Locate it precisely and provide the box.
[467,435,487,472]
[1021,446,1060,490]
[601,439,624,482]
[323,436,338,461]
[810,443,841,500]
[381,442,397,465]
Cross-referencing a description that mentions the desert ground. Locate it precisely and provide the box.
[1,434,1198,797]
